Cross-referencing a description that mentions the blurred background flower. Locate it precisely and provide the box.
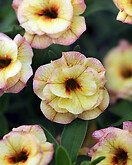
[104,40,132,103]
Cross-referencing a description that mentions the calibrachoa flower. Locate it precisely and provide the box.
[88,121,132,165]
[104,40,132,102]
[0,125,54,165]
[12,0,86,49]
[0,33,33,96]
[33,51,109,124]
[113,0,132,24]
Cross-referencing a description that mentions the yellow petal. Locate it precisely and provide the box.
[62,51,86,67]
[41,100,76,124]
[33,63,55,99]
[79,89,109,120]
[13,125,47,145]
[76,68,97,96]
[117,11,132,24]
[54,16,86,45]
[71,0,86,15]
[58,91,84,114]
[24,32,52,49]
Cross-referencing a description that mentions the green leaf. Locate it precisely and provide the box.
[90,156,105,165]
[0,115,8,138]
[81,156,105,165]
[41,126,59,150]
[61,119,88,162]
[55,146,72,165]
[0,94,9,115]
[81,161,91,165]
[111,112,132,127]
[109,100,132,117]
[76,155,91,165]
[48,50,58,61]
[73,45,81,52]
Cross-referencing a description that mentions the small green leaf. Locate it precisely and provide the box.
[41,126,59,150]
[90,156,105,165]
[109,100,132,117]
[73,45,81,52]
[111,112,132,127]
[61,119,88,162]
[55,146,72,165]
[48,50,58,61]
[0,94,9,115]
[76,155,91,165]
[81,161,91,165]
[81,156,105,165]
[0,115,8,138]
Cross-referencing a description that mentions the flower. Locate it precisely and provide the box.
[12,0,86,49]
[113,0,132,24]
[33,51,109,124]
[104,40,132,103]
[0,125,54,165]
[88,121,132,165]
[0,33,33,96]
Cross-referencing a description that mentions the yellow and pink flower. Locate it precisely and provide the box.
[113,0,132,24]
[12,0,86,49]
[104,40,132,102]
[88,121,132,165]
[33,51,109,124]
[0,125,54,165]
[0,33,33,96]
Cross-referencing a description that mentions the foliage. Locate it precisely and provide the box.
[0,0,132,164]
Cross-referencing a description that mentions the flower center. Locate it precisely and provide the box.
[112,150,127,164]
[121,68,132,78]
[39,7,58,18]
[9,151,28,163]
[65,79,80,92]
[0,58,11,69]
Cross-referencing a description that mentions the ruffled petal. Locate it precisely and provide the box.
[54,16,86,45]
[24,32,52,49]
[71,0,86,15]
[41,100,76,124]
[78,89,109,120]
[33,63,54,99]
[12,125,47,144]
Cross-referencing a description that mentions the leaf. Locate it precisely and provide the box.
[81,161,91,165]
[109,100,132,117]
[81,156,105,165]
[90,156,105,165]
[0,115,8,138]
[73,45,81,52]
[55,146,72,165]
[76,155,91,165]
[111,112,132,127]
[61,119,88,162]
[41,125,59,150]
[48,50,58,61]
[0,94,9,115]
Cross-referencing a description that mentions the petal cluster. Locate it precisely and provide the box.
[113,0,132,24]
[12,0,86,49]
[0,33,33,96]
[104,40,132,102]
[0,125,54,165]
[88,121,132,165]
[33,51,109,124]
